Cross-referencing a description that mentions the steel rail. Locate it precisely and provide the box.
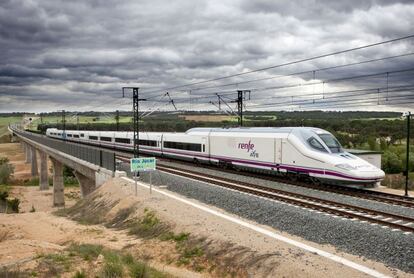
[153,163,414,233]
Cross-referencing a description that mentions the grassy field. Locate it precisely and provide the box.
[0,116,21,137]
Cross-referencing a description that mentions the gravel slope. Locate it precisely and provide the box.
[136,169,414,273]
[158,160,414,218]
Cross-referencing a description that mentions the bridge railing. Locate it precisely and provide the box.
[12,128,115,172]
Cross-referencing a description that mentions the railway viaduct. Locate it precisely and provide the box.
[8,126,116,206]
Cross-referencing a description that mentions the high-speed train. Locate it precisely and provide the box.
[46,127,385,187]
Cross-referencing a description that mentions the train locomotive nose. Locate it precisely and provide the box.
[353,166,385,181]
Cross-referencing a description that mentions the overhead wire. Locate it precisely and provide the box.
[141,35,414,95]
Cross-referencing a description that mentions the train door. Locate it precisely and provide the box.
[275,138,282,164]
[201,137,207,154]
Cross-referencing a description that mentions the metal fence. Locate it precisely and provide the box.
[13,129,115,172]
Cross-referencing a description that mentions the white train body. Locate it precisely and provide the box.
[46,127,385,187]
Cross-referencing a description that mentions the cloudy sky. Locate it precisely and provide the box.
[0,0,413,113]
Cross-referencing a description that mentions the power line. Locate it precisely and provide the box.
[243,84,414,106]
[249,91,414,110]
[185,52,414,92]
[142,34,414,95]
[144,68,414,105]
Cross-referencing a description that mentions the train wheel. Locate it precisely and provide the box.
[310,177,322,185]
[288,172,298,182]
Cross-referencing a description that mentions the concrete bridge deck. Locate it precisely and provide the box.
[8,126,116,206]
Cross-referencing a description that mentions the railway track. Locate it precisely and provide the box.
[117,154,414,233]
[114,151,414,208]
[156,157,414,208]
[154,164,414,234]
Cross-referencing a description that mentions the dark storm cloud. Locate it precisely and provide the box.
[0,0,413,112]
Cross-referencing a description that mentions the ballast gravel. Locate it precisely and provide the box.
[136,169,414,274]
[158,160,414,219]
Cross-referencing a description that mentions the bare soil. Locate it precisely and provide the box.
[0,142,412,277]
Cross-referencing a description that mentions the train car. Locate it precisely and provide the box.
[161,132,209,162]
[45,127,385,187]
[194,127,384,186]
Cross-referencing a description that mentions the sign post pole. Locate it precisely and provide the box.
[150,171,152,194]
[135,170,138,196]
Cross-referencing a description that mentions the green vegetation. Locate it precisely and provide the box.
[7,198,20,213]
[67,243,103,261]
[14,243,169,277]
[73,269,87,278]
[63,165,79,187]
[127,209,170,239]
[23,165,78,187]
[0,184,19,213]
[0,157,14,184]
[67,243,167,278]
[0,116,21,142]
[120,209,205,270]
[0,184,9,200]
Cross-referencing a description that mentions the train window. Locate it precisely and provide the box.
[136,139,157,147]
[57,133,61,136]
[80,134,84,137]
[67,134,73,137]
[307,137,328,153]
[115,138,131,144]
[74,135,80,138]
[319,134,343,153]
[164,141,201,152]
[89,136,98,140]
[203,145,205,152]
[100,136,112,142]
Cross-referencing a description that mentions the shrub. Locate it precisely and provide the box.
[128,209,169,239]
[128,261,147,278]
[7,198,19,213]
[24,177,39,186]
[0,159,13,184]
[382,151,403,174]
[0,185,9,200]
[101,250,123,278]
[67,243,103,261]
[73,269,86,278]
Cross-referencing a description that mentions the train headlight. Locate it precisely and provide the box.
[335,163,357,171]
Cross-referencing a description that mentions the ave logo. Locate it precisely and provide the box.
[238,140,259,158]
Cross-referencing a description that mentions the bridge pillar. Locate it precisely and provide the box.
[24,143,31,163]
[50,157,65,207]
[30,146,38,177]
[74,171,95,197]
[39,151,49,190]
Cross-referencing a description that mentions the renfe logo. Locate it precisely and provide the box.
[238,140,259,158]
[238,140,255,152]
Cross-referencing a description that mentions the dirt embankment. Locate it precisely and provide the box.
[0,142,410,277]
[2,177,411,277]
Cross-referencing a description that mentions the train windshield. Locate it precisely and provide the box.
[318,134,343,153]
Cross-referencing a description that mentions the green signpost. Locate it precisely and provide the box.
[130,157,156,195]
[130,157,156,172]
